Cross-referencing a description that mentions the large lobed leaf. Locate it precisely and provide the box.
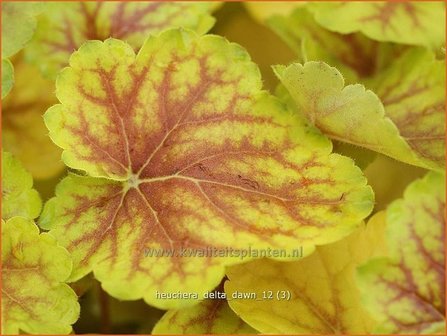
[27,1,216,78]
[1,151,41,220]
[308,2,445,49]
[2,217,80,334]
[357,172,445,334]
[40,29,373,309]
[275,61,445,171]
[225,213,388,334]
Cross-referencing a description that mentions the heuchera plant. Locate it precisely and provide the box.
[1,1,445,335]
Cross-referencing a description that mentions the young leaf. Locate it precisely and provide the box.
[365,48,446,172]
[308,2,446,49]
[225,216,388,334]
[152,299,257,334]
[274,61,441,171]
[2,217,80,334]
[1,58,14,98]
[2,151,41,220]
[27,1,216,78]
[41,29,373,309]
[2,59,64,179]
[357,172,445,334]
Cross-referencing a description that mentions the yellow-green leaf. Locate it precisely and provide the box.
[1,151,41,220]
[2,58,64,180]
[357,172,445,334]
[1,2,43,59]
[365,48,446,172]
[1,2,43,97]
[275,84,377,171]
[27,1,216,78]
[309,2,446,49]
[41,29,373,309]
[2,217,80,334]
[1,58,14,98]
[268,6,407,83]
[244,2,304,24]
[274,61,440,171]
[225,216,387,334]
[153,298,257,334]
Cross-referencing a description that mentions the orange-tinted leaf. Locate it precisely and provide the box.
[268,6,408,83]
[358,172,446,334]
[365,48,446,171]
[309,2,445,49]
[41,29,373,309]
[27,1,216,78]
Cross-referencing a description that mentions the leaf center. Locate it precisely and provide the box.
[126,174,140,190]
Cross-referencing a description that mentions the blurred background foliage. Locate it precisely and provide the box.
[1,2,434,333]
